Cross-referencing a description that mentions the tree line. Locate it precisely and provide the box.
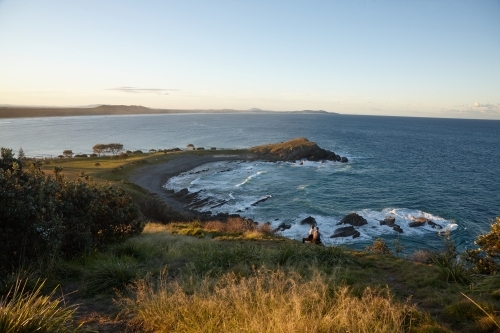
[92,143,124,156]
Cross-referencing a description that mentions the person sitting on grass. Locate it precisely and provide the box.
[312,226,322,245]
[302,225,315,243]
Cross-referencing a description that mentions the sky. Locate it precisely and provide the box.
[0,0,499,119]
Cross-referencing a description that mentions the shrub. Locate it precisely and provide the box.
[118,152,128,160]
[409,250,432,263]
[0,148,144,271]
[365,238,392,255]
[133,150,143,154]
[95,162,100,167]
[430,231,472,284]
[465,217,500,274]
[137,197,189,223]
[90,153,98,157]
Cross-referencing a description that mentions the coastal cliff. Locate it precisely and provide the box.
[248,138,348,162]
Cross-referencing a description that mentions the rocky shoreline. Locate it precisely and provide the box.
[129,138,441,239]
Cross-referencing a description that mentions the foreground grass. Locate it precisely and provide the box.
[0,280,81,332]
[4,221,500,332]
[121,269,415,333]
[4,223,480,332]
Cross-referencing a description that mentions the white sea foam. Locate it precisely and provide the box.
[274,208,457,246]
[165,160,458,247]
[235,170,267,187]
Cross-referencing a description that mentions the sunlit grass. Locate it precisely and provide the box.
[121,268,417,333]
[0,280,82,332]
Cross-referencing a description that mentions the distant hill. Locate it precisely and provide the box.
[0,105,338,118]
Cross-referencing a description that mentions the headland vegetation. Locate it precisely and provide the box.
[1,138,500,332]
[0,104,335,119]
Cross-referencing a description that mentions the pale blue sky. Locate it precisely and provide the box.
[1,0,499,119]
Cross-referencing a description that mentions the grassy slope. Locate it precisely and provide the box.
[25,149,500,332]
[49,222,499,332]
[39,149,246,200]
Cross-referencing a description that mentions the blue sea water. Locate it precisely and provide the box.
[1,113,499,251]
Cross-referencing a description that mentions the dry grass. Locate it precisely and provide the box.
[121,268,416,333]
[408,250,432,263]
[0,279,82,332]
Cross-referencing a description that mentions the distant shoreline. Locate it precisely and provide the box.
[0,105,336,119]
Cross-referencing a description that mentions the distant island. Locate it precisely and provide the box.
[0,105,337,118]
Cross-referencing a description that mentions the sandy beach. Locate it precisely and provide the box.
[129,154,254,217]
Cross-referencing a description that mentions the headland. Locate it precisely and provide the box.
[0,104,337,118]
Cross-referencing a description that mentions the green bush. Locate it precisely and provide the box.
[0,147,144,272]
[466,217,500,274]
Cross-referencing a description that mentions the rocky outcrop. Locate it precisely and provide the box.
[273,222,292,232]
[379,216,404,233]
[300,216,317,226]
[337,213,368,227]
[331,226,360,238]
[380,216,395,226]
[409,216,442,229]
[249,138,348,163]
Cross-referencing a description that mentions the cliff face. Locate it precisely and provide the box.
[249,138,348,162]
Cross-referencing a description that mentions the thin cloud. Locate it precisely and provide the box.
[108,87,179,95]
[441,102,500,117]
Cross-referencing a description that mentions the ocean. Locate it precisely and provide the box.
[1,113,499,252]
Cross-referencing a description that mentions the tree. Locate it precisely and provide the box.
[0,148,20,171]
[18,147,25,160]
[92,144,107,156]
[63,150,73,158]
[107,143,124,155]
[92,143,124,155]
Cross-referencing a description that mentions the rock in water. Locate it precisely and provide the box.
[331,226,361,238]
[427,220,442,229]
[273,222,292,232]
[409,216,427,227]
[392,225,403,233]
[300,216,317,226]
[380,216,396,226]
[337,213,368,227]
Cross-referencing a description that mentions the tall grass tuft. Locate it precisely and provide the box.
[0,279,81,332]
[473,274,500,297]
[82,255,140,296]
[121,268,416,333]
[430,253,472,285]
